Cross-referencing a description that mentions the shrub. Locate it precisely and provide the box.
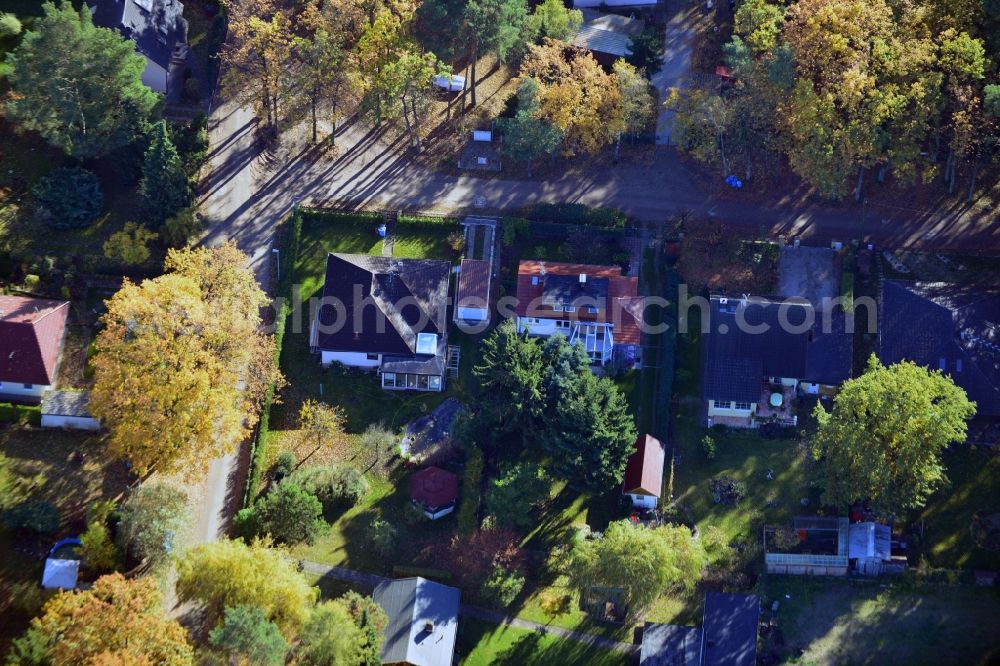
[273,452,295,483]
[118,482,187,567]
[456,444,484,535]
[701,435,716,460]
[3,500,59,534]
[291,464,369,510]
[33,167,104,230]
[358,423,397,469]
[538,589,571,616]
[485,461,550,529]
[162,207,202,247]
[502,217,531,246]
[233,507,261,540]
[255,482,326,545]
[0,12,21,38]
[526,202,627,228]
[80,521,117,572]
[480,564,525,607]
[369,519,398,557]
[103,222,157,265]
[447,230,467,253]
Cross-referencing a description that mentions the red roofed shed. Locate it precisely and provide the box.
[622,434,665,509]
[0,295,70,403]
[410,466,459,520]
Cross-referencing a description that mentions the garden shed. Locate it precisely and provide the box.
[410,466,458,520]
[40,390,100,431]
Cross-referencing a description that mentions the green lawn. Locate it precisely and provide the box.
[914,445,1000,570]
[762,576,1000,665]
[0,425,132,653]
[456,619,629,666]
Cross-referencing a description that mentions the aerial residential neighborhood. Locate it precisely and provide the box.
[0,0,999,664]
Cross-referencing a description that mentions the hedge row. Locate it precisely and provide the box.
[243,211,301,507]
[0,403,41,426]
[455,443,484,535]
[522,202,628,228]
[300,207,458,229]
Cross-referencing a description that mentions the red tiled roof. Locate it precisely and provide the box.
[456,259,491,305]
[410,466,458,509]
[622,434,665,497]
[515,260,644,345]
[0,296,70,386]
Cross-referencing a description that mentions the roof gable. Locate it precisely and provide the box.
[0,296,70,386]
[315,254,450,357]
[89,0,188,69]
[622,434,665,497]
[701,592,760,666]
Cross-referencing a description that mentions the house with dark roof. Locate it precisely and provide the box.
[640,592,759,666]
[373,577,460,666]
[0,296,70,404]
[310,254,451,392]
[879,280,1000,419]
[570,10,644,69]
[515,260,644,367]
[622,434,665,510]
[88,0,188,95]
[702,295,852,427]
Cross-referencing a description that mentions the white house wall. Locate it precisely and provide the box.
[517,317,559,336]
[707,400,756,418]
[40,414,100,431]
[0,382,49,401]
[625,493,657,510]
[456,306,488,322]
[320,351,381,368]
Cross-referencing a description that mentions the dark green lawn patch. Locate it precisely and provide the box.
[456,618,629,666]
[911,445,1000,570]
[761,577,1000,665]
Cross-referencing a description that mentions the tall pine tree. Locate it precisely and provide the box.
[142,121,192,225]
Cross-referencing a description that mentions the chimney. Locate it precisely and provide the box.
[579,273,587,284]
[424,621,434,632]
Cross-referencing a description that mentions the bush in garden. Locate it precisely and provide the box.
[369,519,398,556]
[701,435,716,460]
[254,482,326,545]
[273,452,295,483]
[479,564,525,607]
[103,222,157,265]
[3,500,59,534]
[32,167,104,230]
[291,464,369,510]
[447,230,466,253]
[0,12,22,38]
[161,207,202,247]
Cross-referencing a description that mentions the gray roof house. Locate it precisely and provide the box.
[311,254,451,392]
[879,280,1000,417]
[640,592,759,666]
[571,9,645,65]
[373,577,460,666]
[702,295,853,426]
[89,0,188,96]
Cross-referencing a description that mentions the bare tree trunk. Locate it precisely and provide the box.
[401,98,417,150]
[470,45,478,109]
[310,93,318,144]
[967,159,980,201]
[877,163,887,184]
[615,133,621,162]
[330,98,338,147]
[461,63,469,114]
[410,98,422,153]
[854,165,865,203]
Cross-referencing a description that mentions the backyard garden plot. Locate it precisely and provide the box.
[762,577,1000,665]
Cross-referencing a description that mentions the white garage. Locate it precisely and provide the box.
[40,391,100,431]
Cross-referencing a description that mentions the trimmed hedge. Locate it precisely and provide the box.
[0,403,41,426]
[522,202,627,228]
[455,443,484,535]
[299,207,458,229]
[243,211,300,507]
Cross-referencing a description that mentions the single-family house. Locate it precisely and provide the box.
[373,577,460,666]
[89,0,188,96]
[0,296,70,404]
[454,258,491,325]
[409,466,458,520]
[310,254,451,392]
[40,390,101,431]
[571,10,644,69]
[879,280,1000,423]
[640,592,759,666]
[515,260,644,367]
[622,434,665,510]
[702,295,853,427]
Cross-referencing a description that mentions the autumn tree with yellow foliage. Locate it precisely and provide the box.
[91,243,281,477]
[520,40,625,156]
[7,574,194,665]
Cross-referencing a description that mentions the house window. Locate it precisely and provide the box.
[714,400,732,409]
[429,376,442,390]
[556,320,571,329]
[382,373,396,387]
[734,401,752,411]
[23,384,32,390]
[552,305,563,313]
[587,306,599,314]
[565,305,577,313]
[366,353,379,361]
